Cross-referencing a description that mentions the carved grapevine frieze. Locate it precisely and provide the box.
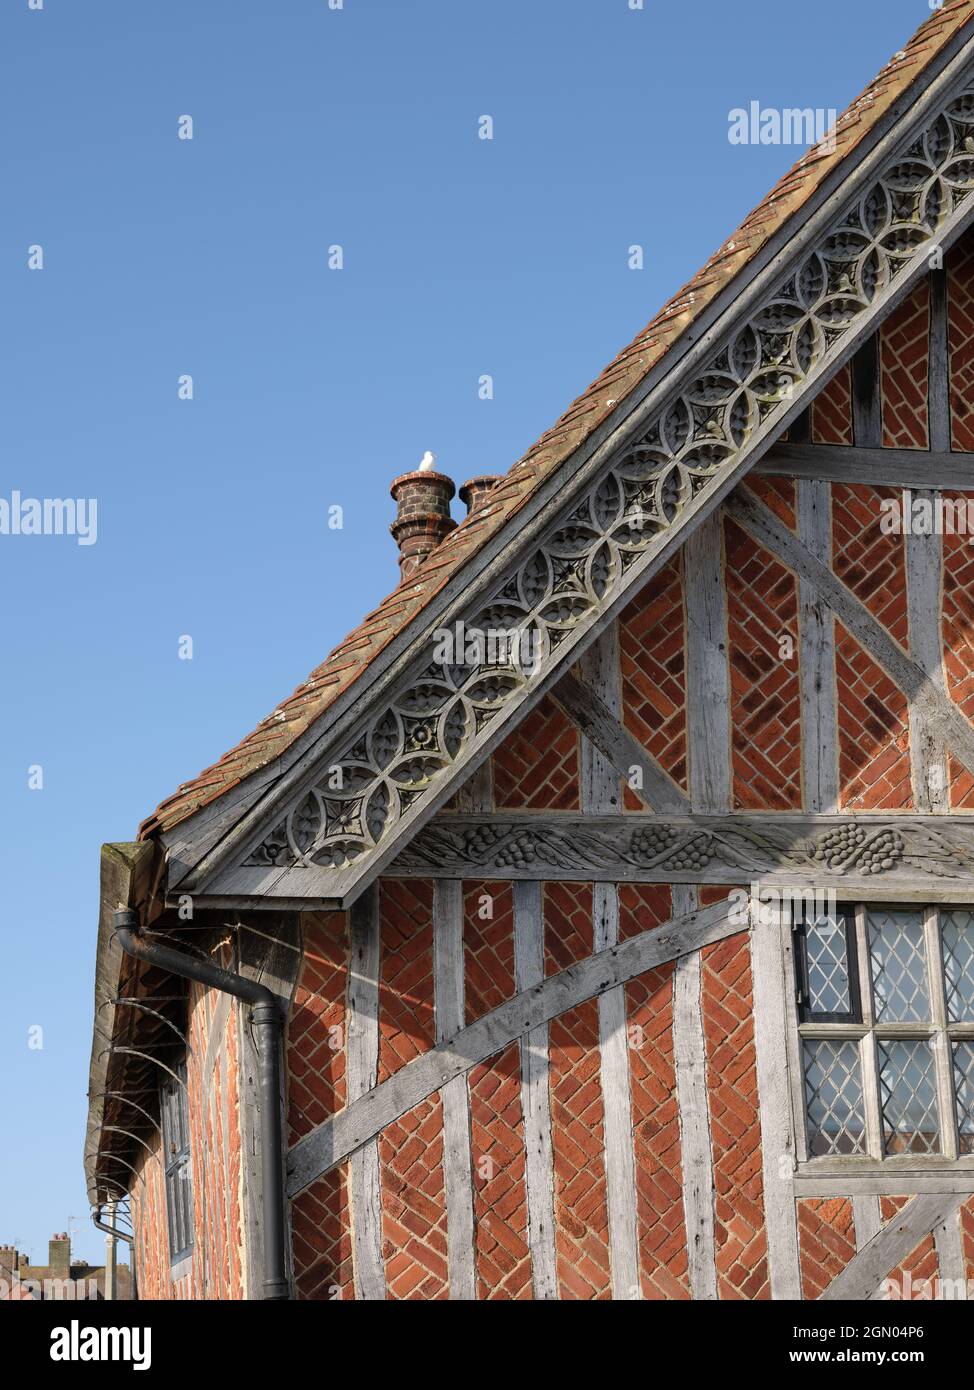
[389,818,974,882]
[244,84,974,880]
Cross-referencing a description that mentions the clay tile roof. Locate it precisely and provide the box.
[140,0,974,840]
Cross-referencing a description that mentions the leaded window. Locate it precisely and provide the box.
[793,904,974,1163]
[160,1059,194,1262]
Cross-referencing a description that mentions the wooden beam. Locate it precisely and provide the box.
[852,1196,883,1249]
[671,885,718,1301]
[433,881,476,1301]
[929,267,951,456]
[852,334,882,449]
[684,513,732,813]
[579,631,641,1301]
[346,886,385,1300]
[756,442,974,488]
[287,896,739,1197]
[821,1193,965,1301]
[553,673,689,814]
[934,1208,968,1299]
[392,811,974,897]
[796,1170,974,1197]
[797,479,839,812]
[906,490,948,812]
[750,898,802,1299]
[725,489,974,789]
[514,880,558,1300]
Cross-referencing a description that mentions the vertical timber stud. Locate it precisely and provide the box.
[579,631,640,1300]
[346,885,386,1300]
[750,896,802,1299]
[433,880,476,1300]
[671,884,718,1301]
[798,479,839,813]
[907,266,949,814]
[684,513,732,813]
[513,880,557,1299]
[934,1210,968,1299]
[681,522,728,1298]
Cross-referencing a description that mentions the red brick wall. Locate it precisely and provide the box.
[797,1198,857,1300]
[702,929,770,1300]
[949,232,974,450]
[881,277,930,449]
[287,911,352,1299]
[619,556,688,806]
[725,485,802,811]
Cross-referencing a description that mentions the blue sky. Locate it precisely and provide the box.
[0,0,931,1265]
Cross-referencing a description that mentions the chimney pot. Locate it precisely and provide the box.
[459,474,502,516]
[390,460,457,581]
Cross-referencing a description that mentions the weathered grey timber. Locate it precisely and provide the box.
[725,489,974,785]
[514,881,558,1300]
[579,631,641,1300]
[852,335,882,450]
[821,1193,966,1301]
[934,1209,968,1297]
[345,887,385,1300]
[684,513,732,814]
[433,881,476,1301]
[930,267,952,456]
[671,884,718,1301]
[391,812,974,896]
[796,1170,974,1196]
[756,443,974,488]
[287,897,738,1197]
[906,271,950,811]
[797,478,839,813]
[852,1196,884,1251]
[749,901,802,1300]
[555,673,689,815]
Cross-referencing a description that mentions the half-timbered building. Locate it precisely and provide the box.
[87,1,974,1300]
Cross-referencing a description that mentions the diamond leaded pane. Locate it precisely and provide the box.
[802,1039,867,1156]
[953,1042,974,1157]
[942,911,974,1023]
[878,1040,941,1155]
[804,912,852,1016]
[868,910,930,1023]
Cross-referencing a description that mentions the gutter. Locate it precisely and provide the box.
[113,908,290,1301]
[92,1206,133,1244]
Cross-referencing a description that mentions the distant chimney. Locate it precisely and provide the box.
[48,1234,70,1277]
[390,453,457,581]
[459,474,502,516]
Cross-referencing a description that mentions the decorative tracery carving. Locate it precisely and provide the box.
[243,85,974,884]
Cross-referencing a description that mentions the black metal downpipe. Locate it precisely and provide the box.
[92,1205,133,1244]
[113,908,290,1300]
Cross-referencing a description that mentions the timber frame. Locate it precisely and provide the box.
[159,26,974,910]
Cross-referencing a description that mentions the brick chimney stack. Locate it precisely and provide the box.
[459,474,502,516]
[48,1233,70,1277]
[390,452,457,581]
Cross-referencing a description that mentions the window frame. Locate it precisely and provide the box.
[782,899,974,1175]
[159,1058,195,1265]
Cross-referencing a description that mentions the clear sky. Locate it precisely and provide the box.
[0,0,932,1264]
